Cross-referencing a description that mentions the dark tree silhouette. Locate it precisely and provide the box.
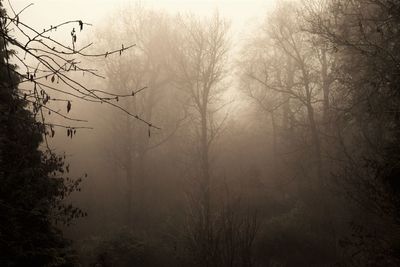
[0,1,156,265]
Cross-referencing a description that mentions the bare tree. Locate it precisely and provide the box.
[95,7,185,228]
[240,2,326,187]
[172,12,231,266]
[238,27,297,168]
[302,1,400,264]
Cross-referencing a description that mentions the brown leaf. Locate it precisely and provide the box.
[67,101,71,113]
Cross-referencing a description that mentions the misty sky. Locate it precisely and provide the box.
[9,0,277,35]
[5,0,278,103]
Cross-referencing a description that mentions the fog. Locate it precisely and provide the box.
[1,0,400,266]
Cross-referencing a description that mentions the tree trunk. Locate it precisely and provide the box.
[200,106,211,229]
[302,67,323,184]
[321,47,330,129]
[270,110,278,167]
[306,102,323,184]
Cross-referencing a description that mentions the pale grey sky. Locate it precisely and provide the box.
[5,0,278,106]
[7,0,277,35]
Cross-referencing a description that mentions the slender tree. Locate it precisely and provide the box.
[173,12,230,266]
